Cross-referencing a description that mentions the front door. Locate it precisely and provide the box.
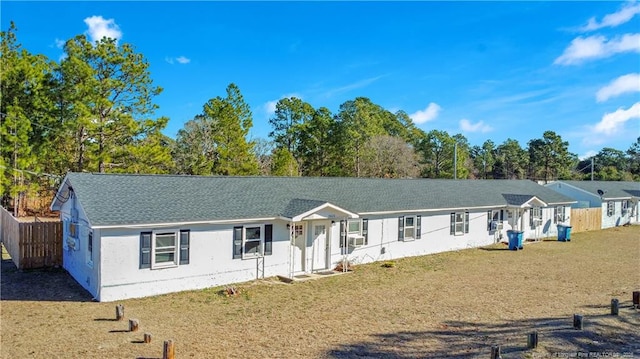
[292,224,306,273]
[312,222,329,271]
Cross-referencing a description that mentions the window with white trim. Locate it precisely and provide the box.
[622,200,629,215]
[487,210,503,231]
[87,231,93,266]
[348,220,361,235]
[140,230,190,269]
[244,226,262,258]
[554,206,566,224]
[232,224,273,259]
[398,215,421,241]
[340,219,368,247]
[153,231,179,267]
[530,207,542,228]
[607,201,614,217]
[450,212,469,236]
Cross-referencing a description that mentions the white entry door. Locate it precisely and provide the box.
[312,222,329,271]
[292,224,306,273]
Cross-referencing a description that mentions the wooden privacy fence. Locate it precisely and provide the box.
[0,206,62,269]
[570,207,602,233]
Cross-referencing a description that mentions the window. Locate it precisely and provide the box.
[140,230,190,269]
[487,210,503,231]
[154,231,178,267]
[607,201,614,217]
[554,206,566,224]
[450,212,469,236]
[530,207,542,228]
[398,215,421,241]
[622,200,629,215]
[232,224,273,259]
[348,220,361,235]
[340,219,368,247]
[87,231,93,266]
[244,226,262,258]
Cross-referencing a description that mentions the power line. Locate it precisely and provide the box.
[0,111,60,132]
[0,164,62,179]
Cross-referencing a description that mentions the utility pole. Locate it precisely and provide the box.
[454,142,458,180]
[591,157,594,181]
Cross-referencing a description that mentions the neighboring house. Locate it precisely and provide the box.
[51,173,574,302]
[545,180,640,229]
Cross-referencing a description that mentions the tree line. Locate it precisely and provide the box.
[1,23,638,212]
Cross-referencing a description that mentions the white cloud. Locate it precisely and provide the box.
[592,102,640,135]
[596,73,640,102]
[165,56,191,65]
[84,15,122,43]
[176,56,191,64]
[54,38,65,49]
[459,119,493,133]
[554,33,640,65]
[408,103,441,124]
[580,2,640,31]
[579,150,598,161]
[263,93,303,115]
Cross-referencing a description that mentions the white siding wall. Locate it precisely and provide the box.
[601,200,630,229]
[60,193,99,299]
[88,206,574,301]
[98,222,290,302]
[330,210,499,267]
[522,207,564,240]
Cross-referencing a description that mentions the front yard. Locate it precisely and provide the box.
[1,226,638,358]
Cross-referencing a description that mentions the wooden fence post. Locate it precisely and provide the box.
[490,345,501,359]
[163,340,175,359]
[633,291,640,309]
[573,314,583,330]
[611,299,619,315]
[527,331,538,349]
[116,304,124,321]
[129,319,139,332]
[144,333,152,343]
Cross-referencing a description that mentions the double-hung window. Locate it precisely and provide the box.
[622,200,629,215]
[487,210,502,231]
[153,231,179,268]
[244,226,262,258]
[398,215,421,241]
[530,207,542,228]
[450,212,469,236]
[340,219,368,247]
[554,206,566,224]
[233,224,273,259]
[607,201,614,217]
[140,229,190,269]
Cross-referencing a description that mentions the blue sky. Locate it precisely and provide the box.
[3,1,639,159]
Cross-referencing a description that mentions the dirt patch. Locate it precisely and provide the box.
[1,226,639,358]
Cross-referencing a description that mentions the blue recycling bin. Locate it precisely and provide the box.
[557,225,572,241]
[507,230,524,250]
[557,225,566,241]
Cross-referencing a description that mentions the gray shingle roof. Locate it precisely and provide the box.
[502,194,537,206]
[554,181,640,199]
[281,199,329,218]
[59,173,575,227]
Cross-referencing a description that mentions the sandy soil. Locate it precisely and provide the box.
[1,226,639,359]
